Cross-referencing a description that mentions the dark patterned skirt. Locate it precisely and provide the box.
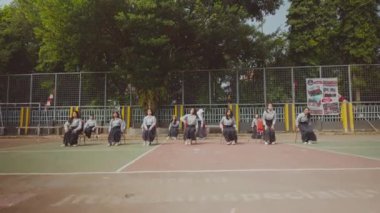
[63,128,81,146]
[169,127,179,138]
[184,125,196,140]
[223,126,237,142]
[84,126,94,138]
[196,121,207,138]
[299,122,317,142]
[251,125,257,139]
[108,126,121,144]
[264,119,276,143]
[142,125,156,142]
[251,126,263,139]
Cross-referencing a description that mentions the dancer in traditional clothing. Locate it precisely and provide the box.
[62,111,82,147]
[296,107,317,144]
[180,108,198,145]
[251,114,264,140]
[168,115,179,140]
[196,108,207,140]
[142,109,157,146]
[262,103,276,145]
[83,115,96,139]
[219,109,238,145]
[108,112,125,146]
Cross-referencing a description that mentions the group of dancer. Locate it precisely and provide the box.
[63,111,125,147]
[62,103,317,147]
[250,104,317,144]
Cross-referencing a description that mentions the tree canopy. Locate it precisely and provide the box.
[287,0,379,65]
[1,0,379,107]
[0,0,285,109]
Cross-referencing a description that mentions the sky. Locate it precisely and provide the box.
[261,0,290,34]
[0,0,289,34]
[0,0,11,7]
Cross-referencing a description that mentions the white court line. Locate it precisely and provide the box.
[1,167,380,176]
[288,143,380,161]
[115,145,161,172]
[0,149,134,153]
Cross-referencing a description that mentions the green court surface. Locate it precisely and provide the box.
[295,140,380,160]
[0,141,154,173]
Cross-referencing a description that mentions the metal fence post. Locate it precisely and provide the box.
[291,67,295,104]
[79,72,82,107]
[29,74,33,105]
[5,76,10,124]
[208,71,212,105]
[129,84,132,106]
[236,69,239,104]
[263,68,267,105]
[181,71,185,105]
[319,66,322,78]
[348,65,353,102]
[53,74,57,124]
[6,76,10,104]
[104,73,107,107]
[104,73,107,126]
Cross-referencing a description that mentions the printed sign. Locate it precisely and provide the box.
[306,78,339,115]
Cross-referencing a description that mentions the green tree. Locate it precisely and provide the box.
[287,0,379,65]
[287,0,340,65]
[0,0,284,109]
[0,3,38,74]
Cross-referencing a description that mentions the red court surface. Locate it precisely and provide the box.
[123,142,380,172]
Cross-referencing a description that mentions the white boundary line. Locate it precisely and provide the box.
[115,145,161,172]
[1,167,380,176]
[0,149,135,153]
[288,143,380,161]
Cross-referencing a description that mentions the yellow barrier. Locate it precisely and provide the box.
[284,104,289,132]
[341,102,348,132]
[235,104,240,131]
[121,106,125,120]
[348,103,355,132]
[25,107,30,134]
[179,105,184,129]
[127,106,131,128]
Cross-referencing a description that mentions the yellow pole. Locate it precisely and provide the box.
[121,106,125,120]
[19,107,25,130]
[127,106,131,128]
[235,104,240,131]
[25,107,30,135]
[75,106,79,112]
[291,103,296,131]
[179,105,184,129]
[348,102,355,132]
[341,102,348,132]
[284,104,289,132]
[70,107,73,117]
[174,104,178,117]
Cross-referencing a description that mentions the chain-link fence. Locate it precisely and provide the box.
[1,65,379,106]
[0,64,379,134]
